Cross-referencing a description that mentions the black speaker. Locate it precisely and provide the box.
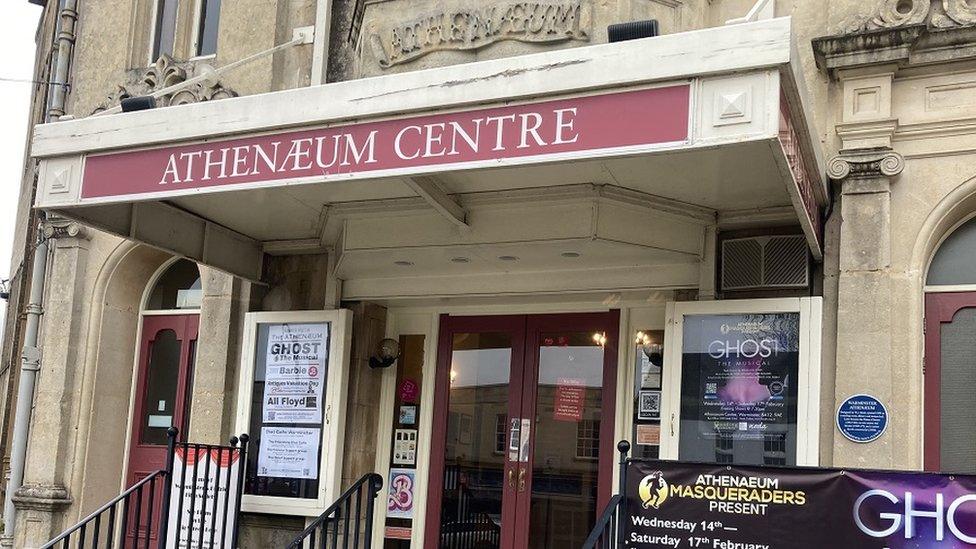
[608,20,660,43]
[120,96,157,113]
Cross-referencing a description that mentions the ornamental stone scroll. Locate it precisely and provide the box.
[853,0,976,31]
[827,149,906,181]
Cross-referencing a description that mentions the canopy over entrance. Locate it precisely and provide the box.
[32,17,825,297]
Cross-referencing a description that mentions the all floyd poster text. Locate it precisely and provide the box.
[262,323,329,424]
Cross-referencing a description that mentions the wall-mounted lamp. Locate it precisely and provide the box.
[636,331,663,367]
[369,338,401,369]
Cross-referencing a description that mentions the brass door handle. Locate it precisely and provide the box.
[517,468,527,492]
[508,467,516,489]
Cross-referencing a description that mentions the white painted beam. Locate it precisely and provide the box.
[49,202,264,282]
[403,176,468,229]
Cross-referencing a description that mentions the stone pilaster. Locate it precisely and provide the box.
[188,268,250,443]
[826,148,904,469]
[13,219,91,549]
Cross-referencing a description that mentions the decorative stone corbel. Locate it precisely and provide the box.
[827,148,905,181]
[93,54,237,114]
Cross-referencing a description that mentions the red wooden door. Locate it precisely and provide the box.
[924,292,976,472]
[126,314,199,545]
[425,312,618,549]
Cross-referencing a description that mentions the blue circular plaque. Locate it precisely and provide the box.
[836,394,888,443]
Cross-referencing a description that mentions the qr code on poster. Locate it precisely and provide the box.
[306,396,317,409]
[706,383,718,394]
[638,390,661,420]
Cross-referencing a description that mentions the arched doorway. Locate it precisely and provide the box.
[924,215,976,473]
[124,258,201,543]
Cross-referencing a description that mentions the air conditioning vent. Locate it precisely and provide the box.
[721,235,809,291]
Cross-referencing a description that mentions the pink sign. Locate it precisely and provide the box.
[81,85,690,200]
[398,378,420,403]
[553,377,586,422]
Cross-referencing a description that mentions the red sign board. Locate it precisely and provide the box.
[553,377,586,422]
[81,85,690,200]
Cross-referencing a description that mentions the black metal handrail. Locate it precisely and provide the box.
[581,441,632,549]
[40,432,177,549]
[40,429,248,549]
[582,494,623,549]
[286,473,384,549]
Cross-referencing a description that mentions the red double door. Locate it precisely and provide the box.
[425,312,619,549]
[125,314,199,546]
[923,292,976,472]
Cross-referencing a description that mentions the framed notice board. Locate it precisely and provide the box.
[234,310,352,516]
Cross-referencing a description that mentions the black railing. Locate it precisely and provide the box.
[41,428,248,549]
[41,468,169,549]
[286,473,384,549]
[582,441,631,549]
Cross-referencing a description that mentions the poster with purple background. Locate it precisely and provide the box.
[625,460,976,548]
[679,313,800,465]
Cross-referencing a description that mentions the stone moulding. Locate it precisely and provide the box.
[11,483,71,512]
[812,24,925,72]
[93,54,237,114]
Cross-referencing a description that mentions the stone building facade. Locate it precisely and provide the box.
[3,0,976,547]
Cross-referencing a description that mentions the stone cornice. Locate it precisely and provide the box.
[827,148,905,181]
[812,25,925,74]
[813,1,976,76]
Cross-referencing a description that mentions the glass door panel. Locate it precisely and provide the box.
[427,312,618,549]
[429,315,527,549]
[441,332,512,548]
[523,331,606,549]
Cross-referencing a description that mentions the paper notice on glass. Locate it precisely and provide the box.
[263,323,328,424]
[257,426,320,479]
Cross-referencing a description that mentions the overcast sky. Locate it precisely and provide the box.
[0,3,43,318]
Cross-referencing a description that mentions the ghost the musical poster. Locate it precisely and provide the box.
[678,313,800,465]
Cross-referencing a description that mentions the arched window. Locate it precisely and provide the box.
[924,215,976,473]
[145,259,202,311]
[927,216,976,286]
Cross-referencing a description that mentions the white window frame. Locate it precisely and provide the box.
[659,297,823,466]
[190,0,218,60]
[148,0,179,64]
[234,309,352,516]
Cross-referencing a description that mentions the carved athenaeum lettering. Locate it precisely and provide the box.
[370,2,590,67]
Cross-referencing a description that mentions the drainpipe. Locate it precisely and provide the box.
[2,0,78,542]
[1,237,48,541]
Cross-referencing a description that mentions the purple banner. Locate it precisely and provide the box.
[625,460,976,548]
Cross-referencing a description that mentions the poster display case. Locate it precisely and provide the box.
[234,310,352,515]
[660,298,822,467]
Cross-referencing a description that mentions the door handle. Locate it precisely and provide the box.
[508,467,516,490]
[670,412,675,437]
[517,468,527,492]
